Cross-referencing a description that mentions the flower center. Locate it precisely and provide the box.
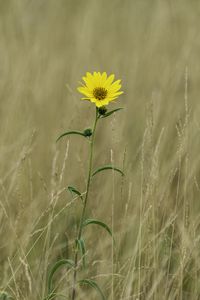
[93,87,108,100]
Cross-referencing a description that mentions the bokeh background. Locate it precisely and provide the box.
[0,1,200,299]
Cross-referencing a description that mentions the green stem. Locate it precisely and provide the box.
[71,108,99,300]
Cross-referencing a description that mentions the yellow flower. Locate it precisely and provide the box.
[77,72,123,107]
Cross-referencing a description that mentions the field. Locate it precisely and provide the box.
[0,1,200,299]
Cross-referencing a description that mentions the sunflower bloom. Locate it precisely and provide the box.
[77,72,123,107]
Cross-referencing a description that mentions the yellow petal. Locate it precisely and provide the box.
[110,80,121,90]
[98,99,109,106]
[104,74,115,88]
[102,72,107,79]
[82,76,94,90]
[86,72,97,87]
[95,100,107,107]
[107,97,118,102]
[78,87,92,97]
[101,72,107,86]
[108,91,123,97]
[108,87,122,95]
[92,72,101,87]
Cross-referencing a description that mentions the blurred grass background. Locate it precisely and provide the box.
[0,0,200,299]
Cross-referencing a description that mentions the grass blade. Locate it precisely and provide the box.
[47,259,74,294]
[83,218,113,238]
[78,279,106,300]
[92,165,124,177]
[76,238,86,268]
[44,292,67,300]
[67,186,83,201]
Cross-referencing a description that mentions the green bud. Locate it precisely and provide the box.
[83,128,93,137]
[98,106,107,116]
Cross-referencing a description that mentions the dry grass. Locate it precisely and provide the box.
[0,1,200,299]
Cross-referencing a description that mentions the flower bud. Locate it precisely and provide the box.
[98,106,107,116]
[83,128,93,137]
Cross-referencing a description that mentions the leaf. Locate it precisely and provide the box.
[101,107,123,118]
[47,259,74,294]
[67,186,83,200]
[83,219,113,238]
[44,293,56,300]
[79,279,106,300]
[56,131,86,142]
[44,293,67,300]
[92,165,124,177]
[76,238,86,268]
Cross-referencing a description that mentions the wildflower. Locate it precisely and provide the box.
[78,72,123,107]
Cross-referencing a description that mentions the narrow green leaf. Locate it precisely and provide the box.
[47,259,74,294]
[44,293,56,300]
[67,186,83,200]
[92,165,124,177]
[56,131,86,142]
[44,293,67,300]
[79,279,106,300]
[83,219,112,238]
[101,107,123,118]
[76,238,86,268]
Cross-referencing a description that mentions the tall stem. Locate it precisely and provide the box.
[71,108,98,300]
